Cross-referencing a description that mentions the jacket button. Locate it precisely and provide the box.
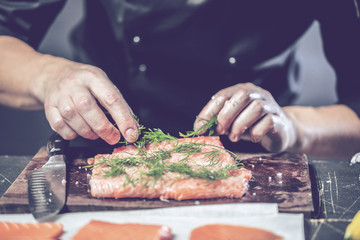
[139,64,147,72]
[133,36,141,44]
[228,57,236,65]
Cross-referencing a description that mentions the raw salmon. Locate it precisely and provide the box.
[88,136,252,200]
[0,221,63,239]
[72,220,173,240]
[190,224,283,240]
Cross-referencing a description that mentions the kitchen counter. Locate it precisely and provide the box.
[0,154,359,240]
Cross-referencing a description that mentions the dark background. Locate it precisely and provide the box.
[0,0,337,156]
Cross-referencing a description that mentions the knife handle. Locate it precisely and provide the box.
[47,133,69,157]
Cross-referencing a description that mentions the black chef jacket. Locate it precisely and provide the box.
[1,0,359,134]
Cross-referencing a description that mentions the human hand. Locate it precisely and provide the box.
[194,83,298,153]
[33,60,139,144]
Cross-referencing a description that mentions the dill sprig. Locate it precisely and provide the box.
[120,126,177,155]
[103,166,126,178]
[179,115,218,138]
[140,161,238,182]
[166,163,237,181]
[89,141,240,184]
[143,128,177,143]
[120,115,217,147]
[171,142,203,161]
[87,115,242,184]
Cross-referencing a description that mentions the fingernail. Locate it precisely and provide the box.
[194,121,206,134]
[90,133,99,140]
[105,128,120,145]
[229,134,238,142]
[252,136,261,143]
[196,119,205,128]
[125,128,136,142]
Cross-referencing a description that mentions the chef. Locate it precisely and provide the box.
[0,0,359,159]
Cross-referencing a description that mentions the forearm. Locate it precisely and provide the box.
[0,36,59,109]
[284,104,360,160]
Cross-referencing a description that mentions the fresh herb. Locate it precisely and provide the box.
[172,142,202,161]
[179,115,218,138]
[103,166,126,178]
[166,163,237,181]
[143,128,177,143]
[87,115,242,185]
[120,127,177,155]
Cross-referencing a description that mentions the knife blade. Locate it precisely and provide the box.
[28,133,68,222]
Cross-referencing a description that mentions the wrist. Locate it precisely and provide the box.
[28,54,69,104]
[282,106,312,154]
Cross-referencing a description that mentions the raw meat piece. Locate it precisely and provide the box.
[72,220,172,240]
[88,136,252,200]
[0,221,63,239]
[190,224,283,240]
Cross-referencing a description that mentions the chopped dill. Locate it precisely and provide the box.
[166,163,237,181]
[202,149,223,166]
[103,166,126,178]
[144,166,165,178]
[87,115,243,185]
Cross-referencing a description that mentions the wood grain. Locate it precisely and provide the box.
[0,147,313,215]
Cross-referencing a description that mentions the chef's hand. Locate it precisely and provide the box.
[34,59,139,145]
[194,83,298,153]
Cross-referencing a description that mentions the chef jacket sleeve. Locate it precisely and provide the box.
[317,0,360,116]
[0,0,66,49]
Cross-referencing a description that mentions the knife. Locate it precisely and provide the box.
[28,133,69,222]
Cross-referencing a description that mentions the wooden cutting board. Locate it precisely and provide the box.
[0,146,313,216]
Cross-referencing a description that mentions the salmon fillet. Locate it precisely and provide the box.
[72,220,172,240]
[0,221,63,239]
[190,224,283,240]
[88,136,252,200]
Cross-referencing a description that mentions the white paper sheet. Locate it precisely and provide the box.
[0,203,304,240]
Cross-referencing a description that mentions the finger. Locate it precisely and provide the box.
[90,82,139,143]
[258,115,290,153]
[228,100,267,142]
[45,106,77,140]
[249,114,275,143]
[194,94,228,133]
[216,91,252,134]
[72,90,121,145]
[57,96,98,140]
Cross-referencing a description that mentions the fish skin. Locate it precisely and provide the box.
[88,136,252,200]
[72,220,173,240]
